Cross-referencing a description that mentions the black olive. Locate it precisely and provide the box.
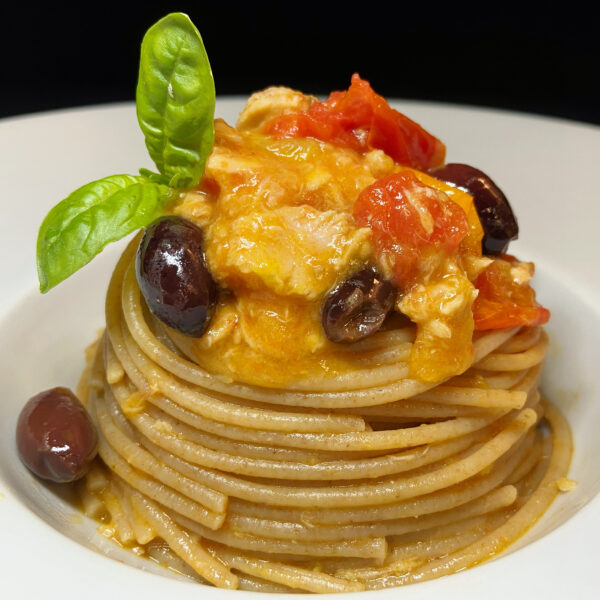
[136,216,218,337]
[322,268,396,343]
[428,163,518,255]
[16,387,98,483]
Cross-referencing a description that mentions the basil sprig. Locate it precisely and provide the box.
[36,13,215,293]
[37,176,173,292]
[137,12,215,189]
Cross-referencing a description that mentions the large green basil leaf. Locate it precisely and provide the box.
[37,175,172,292]
[136,12,215,189]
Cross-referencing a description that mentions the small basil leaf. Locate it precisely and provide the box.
[136,12,215,189]
[37,175,172,293]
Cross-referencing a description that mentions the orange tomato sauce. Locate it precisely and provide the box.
[169,83,545,387]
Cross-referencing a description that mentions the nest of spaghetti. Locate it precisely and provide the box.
[77,85,571,593]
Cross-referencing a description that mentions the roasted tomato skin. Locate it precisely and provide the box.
[264,74,446,170]
[353,170,476,382]
[353,170,469,285]
[473,256,550,330]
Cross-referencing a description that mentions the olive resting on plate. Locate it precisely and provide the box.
[136,216,218,337]
[428,163,518,255]
[16,387,98,483]
[322,268,396,343]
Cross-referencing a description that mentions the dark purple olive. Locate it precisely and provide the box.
[16,387,98,483]
[136,216,218,337]
[322,268,396,343]
[428,163,518,255]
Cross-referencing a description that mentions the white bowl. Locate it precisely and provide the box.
[1,100,599,599]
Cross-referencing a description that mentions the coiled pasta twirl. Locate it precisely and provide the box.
[78,239,572,593]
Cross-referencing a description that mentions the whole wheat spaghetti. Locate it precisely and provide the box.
[73,78,571,593]
[77,240,570,592]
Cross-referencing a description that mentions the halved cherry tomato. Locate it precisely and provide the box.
[473,256,550,330]
[353,171,469,285]
[263,74,446,170]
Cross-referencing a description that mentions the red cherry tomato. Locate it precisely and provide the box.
[353,171,469,285]
[264,74,446,170]
[473,256,550,330]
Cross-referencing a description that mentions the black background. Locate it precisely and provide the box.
[1,2,599,126]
